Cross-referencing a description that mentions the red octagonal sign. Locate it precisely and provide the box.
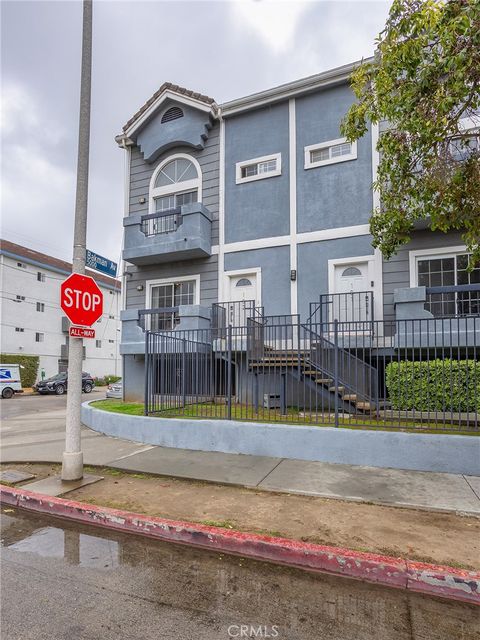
[61,273,103,327]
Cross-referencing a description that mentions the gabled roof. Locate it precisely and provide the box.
[122,82,218,134]
[0,239,121,291]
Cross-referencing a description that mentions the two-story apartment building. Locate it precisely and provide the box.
[0,240,122,380]
[117,60,479,403]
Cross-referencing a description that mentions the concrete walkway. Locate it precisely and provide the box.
[2,394,480,515]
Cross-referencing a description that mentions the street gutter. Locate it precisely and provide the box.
[1,484,478,606]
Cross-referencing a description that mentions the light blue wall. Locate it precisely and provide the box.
[136,99,213,163]
[224,246,291,316]
[297,235,374,319]
[295,85,373,233]
[224,103,290,243]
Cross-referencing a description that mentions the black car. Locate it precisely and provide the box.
[35,372,95,395]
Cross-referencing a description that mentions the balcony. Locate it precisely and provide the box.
[122,203,212,266]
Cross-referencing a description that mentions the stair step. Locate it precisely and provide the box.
[329,386,345,393]
[355,401,374,411]
[342,394,358,402]
[314,378,333,384]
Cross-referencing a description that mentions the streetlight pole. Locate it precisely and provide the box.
[62,0,92,481]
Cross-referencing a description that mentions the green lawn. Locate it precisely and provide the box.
[90,399,478,434]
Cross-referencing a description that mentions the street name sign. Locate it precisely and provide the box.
[61,273,103,327]
[69,326,95,339]
[86,249,117,277]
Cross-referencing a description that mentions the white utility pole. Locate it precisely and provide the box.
[62,0,92,481]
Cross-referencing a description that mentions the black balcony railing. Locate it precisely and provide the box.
[140,209,182,237]
[425,284,480,317]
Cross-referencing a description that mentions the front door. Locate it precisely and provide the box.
[333,262,372,324]
[228,274,258,326]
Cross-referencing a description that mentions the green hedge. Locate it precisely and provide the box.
[0,354,39,388]
[94,375,121,386]
[385,359,480,412]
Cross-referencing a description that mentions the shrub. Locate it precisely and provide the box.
[0,354,39,388]
[385,359,480,412]
[94,375,121,386]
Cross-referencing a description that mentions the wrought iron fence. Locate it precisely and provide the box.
[308,291,374,334]
[139,307,179,331]
[144,314,479,432]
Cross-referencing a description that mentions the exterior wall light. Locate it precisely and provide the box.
[136,285,144,291]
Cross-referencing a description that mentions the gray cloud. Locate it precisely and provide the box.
[1,0,390,266]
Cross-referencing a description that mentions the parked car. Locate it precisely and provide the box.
[106,378,122,399]
[35,372,95,395]
[0,364,23,399]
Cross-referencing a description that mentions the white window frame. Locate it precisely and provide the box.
[35,332,44,343]
[409,245,467,288]
[148,153,202,214]
[304,137,357,169]
[145,274,201,308]
[235,153,282,185]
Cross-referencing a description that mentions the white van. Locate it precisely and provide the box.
[0,364,23,399]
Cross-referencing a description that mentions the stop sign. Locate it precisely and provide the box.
[61,273,103,327]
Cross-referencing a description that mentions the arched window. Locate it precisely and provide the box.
[236,278,252,287]
[161,106,184,123]
[342,267,362,277]
[149,154,202,213]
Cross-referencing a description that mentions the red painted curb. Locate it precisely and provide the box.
[1,484,478,605]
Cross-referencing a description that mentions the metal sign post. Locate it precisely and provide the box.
[62,0,93,481]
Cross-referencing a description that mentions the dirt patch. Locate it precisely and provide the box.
[3,462,479,570]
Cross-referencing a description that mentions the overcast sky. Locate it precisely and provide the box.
[1,0,391,268]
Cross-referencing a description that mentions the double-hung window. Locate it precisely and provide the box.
[235,153,281,184]
[304,137,357,169]
[414,250,480,317]
[149,278,197,331]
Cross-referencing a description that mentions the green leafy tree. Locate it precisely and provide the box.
[341,0,480,264]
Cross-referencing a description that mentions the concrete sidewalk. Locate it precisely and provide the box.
[1,395,479,515]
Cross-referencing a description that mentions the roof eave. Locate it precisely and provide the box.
[220,58,371,117]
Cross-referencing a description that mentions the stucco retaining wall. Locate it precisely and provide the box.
[81,401,480,475]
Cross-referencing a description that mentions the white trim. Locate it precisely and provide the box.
[145,274,201,307]
[218,224,371,255]
[328,254,383,323]
[304,137,357,169]
[148,153,202,213]
[289,98,297,315]
[125,90,215,138]
[223,268,262,306]
[218,117,226,301]
[120,143,131,314]
[235,153,282,185]
[408,245,468,288]
[371,122,380,211]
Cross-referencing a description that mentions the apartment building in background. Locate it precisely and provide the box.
[116,60,479,402]
[0,239,122,381]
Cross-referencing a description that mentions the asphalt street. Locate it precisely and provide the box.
[2,507,479,640]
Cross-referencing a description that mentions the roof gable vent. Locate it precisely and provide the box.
[161,106,184,123]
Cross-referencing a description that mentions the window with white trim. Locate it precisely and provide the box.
[35,332,44,342]
[150,156,200,215]
[236,154,281,184]
[304,137,357,169]
[36,302,45,312]
[416,251,480,317]
[149,279,197,331]
[37,272,46,282]
[96,340,102,348]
